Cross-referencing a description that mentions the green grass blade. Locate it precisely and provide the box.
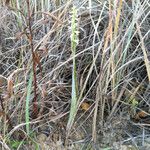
[25,71,33,135]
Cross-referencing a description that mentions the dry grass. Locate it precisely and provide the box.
[0,0,150,149]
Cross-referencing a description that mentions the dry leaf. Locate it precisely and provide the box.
[6,68,25,98]
[7,78,13,98]
[80,102,90,111]
[135,110,148,120]
[33,51,41,65]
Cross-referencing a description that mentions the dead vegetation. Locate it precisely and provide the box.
[0,0,150,150]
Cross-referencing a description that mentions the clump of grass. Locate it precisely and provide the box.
[0,0,150,149]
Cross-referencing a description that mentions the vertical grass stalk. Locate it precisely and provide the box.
[67,6,79,132]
